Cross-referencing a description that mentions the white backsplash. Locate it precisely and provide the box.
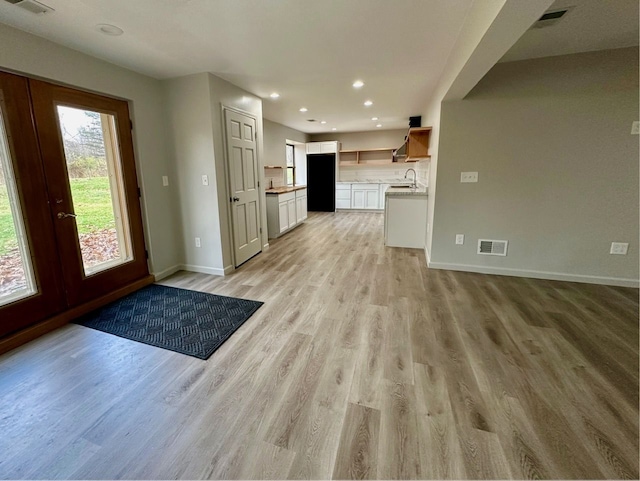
[338,162,429,184]
[264,167,285,188]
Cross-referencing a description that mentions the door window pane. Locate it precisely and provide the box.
[0,107,36,306]
[56,106,133,276]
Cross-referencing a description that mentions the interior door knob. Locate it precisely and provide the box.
[57,212,77,219]
[232,197,240,202]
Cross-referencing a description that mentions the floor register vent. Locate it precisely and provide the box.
[477,239,508,256]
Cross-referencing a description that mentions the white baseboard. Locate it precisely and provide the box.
[182,263,227,277]
[263,243,270,251]
[223,264,235,275]
[424,245,431,265]
[426,260,639,288]
[152,264,182,281]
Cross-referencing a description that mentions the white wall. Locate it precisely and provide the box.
[163,74,220,273]
[310,129,412,181]
[310,129,405,150]
[0,24,182,279]
[421,0,553,257]
[263,119,309,187]
[430,47,639,286]
[263,119,309,166]
[163,72,267,273]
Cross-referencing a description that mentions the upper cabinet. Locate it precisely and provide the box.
[394,127,431,162]
[306,141,340,154]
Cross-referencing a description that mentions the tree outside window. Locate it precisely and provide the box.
[286,144,295,185]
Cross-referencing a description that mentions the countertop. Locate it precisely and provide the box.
[337,178,412,184]
[386,184,428,198]
[265,185,307,194]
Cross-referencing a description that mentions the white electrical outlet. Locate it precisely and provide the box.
[460,172,478,183]
[202,175,209,186]
[610,242,628,255]
[162,175,169,186]
[631,121,640,135]
[195,237,201,248]
[455,234,464,245]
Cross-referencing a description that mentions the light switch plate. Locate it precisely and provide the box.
[195,237,201,248]
[455,234,464,245]
[162,175,169,186]
[202,175,209,186]
[631,121,640,135]
[610,242,628,255]
[461,172,478,183]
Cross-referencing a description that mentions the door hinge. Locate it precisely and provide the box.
[257,180,260,187]
[259,227,262,234]
[137,187,142,198]
[130,119,133,130]
[145,250,149,259]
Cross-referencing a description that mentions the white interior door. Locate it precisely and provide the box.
[224,109,262,267]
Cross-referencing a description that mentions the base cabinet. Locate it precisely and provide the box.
[266,188,307,239]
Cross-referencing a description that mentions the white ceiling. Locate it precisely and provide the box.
[501,0,639,62]
[0,0,474,133]
[3,1,634,134]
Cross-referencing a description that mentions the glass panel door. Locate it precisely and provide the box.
[0,105,35,306]
[0,72,65,338]
[56,106,133,276]
[29,79,149,308]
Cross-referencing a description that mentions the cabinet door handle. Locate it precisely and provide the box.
[57,212,77,219]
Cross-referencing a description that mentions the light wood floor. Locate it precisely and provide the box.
[0,212,638,479]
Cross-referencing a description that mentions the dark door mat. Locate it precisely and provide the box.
[74,284,264,360]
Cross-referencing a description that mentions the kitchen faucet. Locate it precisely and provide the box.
[404,168,417,189]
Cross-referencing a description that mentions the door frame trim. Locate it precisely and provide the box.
[220,105,263,270]
[0,274,154,356]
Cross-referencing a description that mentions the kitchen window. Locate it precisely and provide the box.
[286,143,295,185]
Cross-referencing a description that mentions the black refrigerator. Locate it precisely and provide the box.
[306,153,336,212]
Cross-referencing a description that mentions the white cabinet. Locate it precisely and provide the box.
[384,195,428,248]
[351,183,379,210]
[287,199,297,229]
[295,188,308,223]
[266,189,307,239]
[306,141,339,154]
[278,201,289,233]
[336,182,351,209]
[378,184,390,209]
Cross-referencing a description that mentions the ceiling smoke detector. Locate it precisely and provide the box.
[3,0,54,14]
[532,7,574,28]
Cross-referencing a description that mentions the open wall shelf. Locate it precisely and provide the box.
[339,147,395,166]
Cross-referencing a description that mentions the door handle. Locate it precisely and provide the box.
[57,212,77,219]
[232,197,240,202]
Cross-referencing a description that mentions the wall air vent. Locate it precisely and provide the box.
[532,7,573,28]
[477,239,508,256]
[2,0,54,14]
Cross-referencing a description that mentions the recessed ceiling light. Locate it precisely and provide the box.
[320,121,327,124]
[364,100,373,107]
[376,124,382,128]
[96,24,124,36]
[269,93,280,99]
[352,80,364,88]
[332,127,337,131]
[299,107,308,112]
[371,117,379,121]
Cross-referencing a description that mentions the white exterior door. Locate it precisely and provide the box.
[224,109,262,267]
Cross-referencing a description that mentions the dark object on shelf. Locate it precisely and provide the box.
[409,116,422,128]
